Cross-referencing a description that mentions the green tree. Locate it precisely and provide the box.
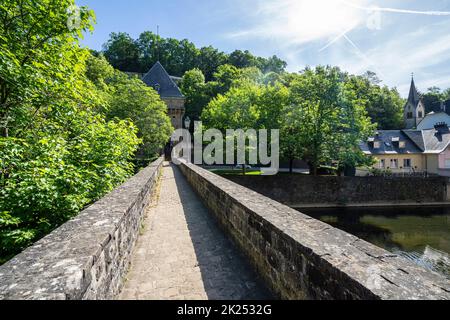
[0,1,142,262]
[181,64,268,121]
[443,88,450,100]
[136,31,162,72]
[259,55,287,74]
[86,55,174,160]
[202,80,288,173]
[101,32,287,80]
[180,68,210,120]
[286,66,375,175]
[107,75,173,158]
[103,32,140,72]
[422,87,445,114]
[196,46,228,81]
[227,50,258,69]
[0,0,95,138]
[210,64,242,95]
[347,75,405,130]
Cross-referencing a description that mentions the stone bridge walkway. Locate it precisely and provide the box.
[119,163,272,300]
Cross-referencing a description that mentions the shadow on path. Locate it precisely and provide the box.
[171,163,273,300]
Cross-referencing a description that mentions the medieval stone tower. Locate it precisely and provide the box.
[404,76,425,129]
[142,61,185,130]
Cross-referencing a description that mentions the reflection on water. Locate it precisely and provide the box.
[299,206,450,278]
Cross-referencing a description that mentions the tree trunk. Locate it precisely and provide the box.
[289,158,294,174]
[309,162,318,176]
[1,126,8,138]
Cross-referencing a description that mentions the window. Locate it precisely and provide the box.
[407,112,413,119]
[399,141,406,148]
[418,111,423,118]
[373,141,381,149]
[403,159,412,168]
[445,159,450,168]
[380,159,385,168]
[390,159,398,168]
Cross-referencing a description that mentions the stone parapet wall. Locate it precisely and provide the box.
[0,157,164,300]
[225,175,449,207]
[179,162,449,300]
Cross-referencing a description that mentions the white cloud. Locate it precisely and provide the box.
[227,0,369,47]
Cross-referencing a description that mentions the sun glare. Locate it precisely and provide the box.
[242,0,367,45]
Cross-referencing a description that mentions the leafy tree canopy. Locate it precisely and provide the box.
[0,1,168,263]
[202,66,376,175]
[102,31,287,80]
[86,54,173,159]
[346,74,405,130]
[421,86,450,114]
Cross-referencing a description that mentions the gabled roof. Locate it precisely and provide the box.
[417,112,450,130]
[360,130,422,155]
[361,128,450,155]
[406,77,421,107]
[422,128,450,153]
[403,130,425,151]
[142,61,184,99]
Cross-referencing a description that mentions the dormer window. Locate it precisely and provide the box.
[154,83,161,93]
[399,141,406,148]
[368,137,381,149]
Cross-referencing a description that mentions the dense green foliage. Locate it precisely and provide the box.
[0,1,171,263]
[102,31,287,79]
[284,67,375,175]
[202,66,376,175]
[421,86,450,114]
[101,30,406,133]
[347,73,405,130]
[180,64,267,120]
[86,55,173,159]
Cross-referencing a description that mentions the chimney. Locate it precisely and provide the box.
[434,122,449,132]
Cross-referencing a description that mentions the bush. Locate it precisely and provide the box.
[0,111,140,262]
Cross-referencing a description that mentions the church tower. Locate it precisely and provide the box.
[404,75,425,129]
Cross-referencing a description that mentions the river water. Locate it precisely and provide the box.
[299,206,450,279]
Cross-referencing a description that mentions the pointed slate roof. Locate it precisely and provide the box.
[407,77,421,107]
[142,61,184,99]
[403,130,425,151]
[361,128,450,155]
[359,130,423,155]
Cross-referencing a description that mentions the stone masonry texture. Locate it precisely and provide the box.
[1,158,449,300]
[119,163,271,300]
[225,175,450,207]
[179,162,450,300]
[0,158,164,300]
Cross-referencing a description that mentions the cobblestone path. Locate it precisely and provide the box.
[119,163,272,300]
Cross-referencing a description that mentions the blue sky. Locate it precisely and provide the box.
[76,0,450,97]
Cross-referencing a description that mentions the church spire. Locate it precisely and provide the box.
[407,73,421,106]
